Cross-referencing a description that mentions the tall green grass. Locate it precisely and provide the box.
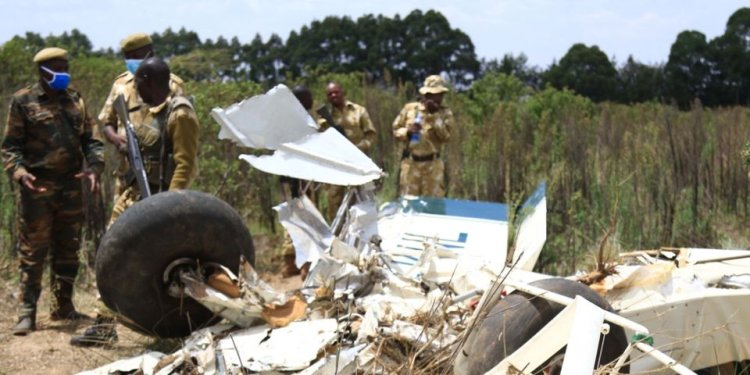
[0,64,748,276]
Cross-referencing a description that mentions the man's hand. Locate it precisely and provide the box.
[104,125,127,153]
[407,121,422,134]
[19,173,47,193]
[425,100,440,113]
[74,169,99,194]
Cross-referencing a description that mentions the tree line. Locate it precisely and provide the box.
[1,10,750,274]
[1,8,748,109]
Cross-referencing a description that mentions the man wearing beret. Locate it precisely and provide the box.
[97,32,185,225]
[71,57,199,347]
[2,47,104,335]
[392,75,453,197]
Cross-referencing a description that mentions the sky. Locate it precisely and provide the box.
[0,0,746,68]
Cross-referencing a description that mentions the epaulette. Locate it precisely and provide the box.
[12,86,33,98]
[114,71,134,83]
[169,95,194,112]
[66,87,82,101]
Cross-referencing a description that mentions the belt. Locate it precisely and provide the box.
[402,150,439,162]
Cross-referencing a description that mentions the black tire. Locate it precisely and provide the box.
[95,190,255,338]
[455,278,629,374]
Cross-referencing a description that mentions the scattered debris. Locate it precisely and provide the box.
[79,86,750,375]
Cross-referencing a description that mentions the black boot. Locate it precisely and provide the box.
[51,271,88,321]
[15,283,39,336]
[70,316,117,347]
[12,315,36,336]
[51,308,91,321]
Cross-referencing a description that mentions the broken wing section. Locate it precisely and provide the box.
[242,128,384,186]
[211,84,318,150]
[212,84,384,186]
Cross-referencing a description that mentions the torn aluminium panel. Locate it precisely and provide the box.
[376,183,546,290]
[211,84,318,150]
[76,352,165,375]
[600,251,750,373]
[215,319,339,373]
[275,194,333,267]
[211,84,384,186]
[242,128,384,186]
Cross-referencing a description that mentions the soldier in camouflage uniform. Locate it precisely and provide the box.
[70,57,199,347]
[2,47,105,335]
[97,33,184,225]
[392,75,453,197]
[317,82,376,221]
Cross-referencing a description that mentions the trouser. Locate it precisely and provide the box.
[325,185,346,223]
[17,177,84,318]
[399,158,445,197]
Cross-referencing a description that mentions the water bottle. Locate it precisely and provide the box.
[409,112,423,146]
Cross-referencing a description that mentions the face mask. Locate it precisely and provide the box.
[125,59,142,74]
[40,65,71,91]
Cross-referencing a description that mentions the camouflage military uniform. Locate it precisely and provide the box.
[98,71,184,214]
[108,95,199,224]
[1,83,105,320]
[392,102,453,197]
[318,100,376,220]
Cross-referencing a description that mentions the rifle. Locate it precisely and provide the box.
[315,105,347,137]
[113,94,151,198]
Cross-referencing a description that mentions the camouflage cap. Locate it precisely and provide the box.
[120,32,153,53]
[419,75,449,95]
[33,47,68,63]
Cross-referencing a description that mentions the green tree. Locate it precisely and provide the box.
[284,10,479,87]
[544,43,617,102]
[170,48,234,82]
[707,7,750,106]
[481,53,542,89]
[616,56,665,103]
[151,27,202,58]
[44,29,92,56]
[665,31,711,109]
[284,15,360,77]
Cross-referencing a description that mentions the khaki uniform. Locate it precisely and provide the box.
[392,102,453,197]
[318,100,376,220]
[2,83,105,318]
[108,95,199,225]
[98,71,184,201]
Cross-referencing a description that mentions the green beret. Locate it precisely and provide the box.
[33,47,68,63]
[120,32,153,53]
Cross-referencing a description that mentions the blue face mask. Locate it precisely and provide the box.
[125,59,143,74]
[40,65,71,91]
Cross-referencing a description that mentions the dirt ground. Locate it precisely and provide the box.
[0,234,300,375]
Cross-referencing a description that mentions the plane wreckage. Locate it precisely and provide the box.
[82,85,750,375]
